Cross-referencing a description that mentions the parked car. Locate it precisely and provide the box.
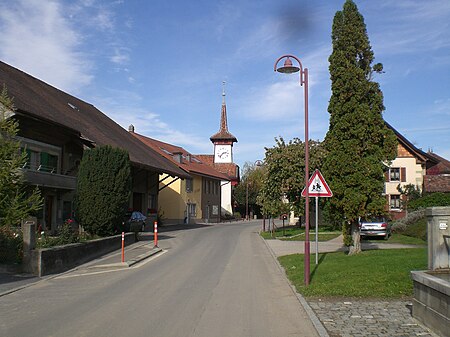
[359,216,391,239]
[122,211,147,233]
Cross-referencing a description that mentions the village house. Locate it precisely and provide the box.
[0,60,190,232]
[130,128,230,224]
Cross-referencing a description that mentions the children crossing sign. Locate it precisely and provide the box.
[301,169,333,198]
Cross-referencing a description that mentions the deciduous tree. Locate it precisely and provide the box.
[258,138,325,219]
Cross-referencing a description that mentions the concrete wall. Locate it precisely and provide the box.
[411,271,450,337]
[28,233,136,277]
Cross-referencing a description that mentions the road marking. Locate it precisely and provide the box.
[55,250,167,279]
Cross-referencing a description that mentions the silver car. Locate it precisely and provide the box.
[359,216,391,239]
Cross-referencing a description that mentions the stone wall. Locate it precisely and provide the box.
[26,233,136,277]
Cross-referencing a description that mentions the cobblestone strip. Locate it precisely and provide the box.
[307,300,439,337]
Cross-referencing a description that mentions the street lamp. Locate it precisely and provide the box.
[274,55,310,286]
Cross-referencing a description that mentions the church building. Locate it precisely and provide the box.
[197,83,240,218]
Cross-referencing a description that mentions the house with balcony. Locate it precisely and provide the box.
[1,60,190,232]
[130,128,230,224]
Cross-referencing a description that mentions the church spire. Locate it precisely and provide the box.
[210,81,238,143]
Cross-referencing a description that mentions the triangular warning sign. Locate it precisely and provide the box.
[301,169,333,197]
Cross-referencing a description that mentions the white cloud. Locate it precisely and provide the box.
[369,0,450,56]
[110,47,130,65]
[0,0,92,94]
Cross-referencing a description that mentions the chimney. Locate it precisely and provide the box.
[128,124,135,133]
[186,154,191,162]
[173,151,183,163]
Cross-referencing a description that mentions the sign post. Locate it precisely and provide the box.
[301,169,332,265]
[121,232,125,263]
[153,221,158,248]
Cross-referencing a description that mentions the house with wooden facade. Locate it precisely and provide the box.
[0,61,190,232]
[384,122,449,219]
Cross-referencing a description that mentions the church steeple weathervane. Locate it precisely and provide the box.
[210,81,238,144]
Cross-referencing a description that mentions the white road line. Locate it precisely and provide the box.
[55,250,167,279]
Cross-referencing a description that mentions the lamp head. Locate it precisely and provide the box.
[276,57,300,74]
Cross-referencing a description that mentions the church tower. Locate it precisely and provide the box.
[210,82,238,163]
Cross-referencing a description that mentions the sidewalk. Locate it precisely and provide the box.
[262,234,437,337]
[265,234,425,257]
[0,238,162,297]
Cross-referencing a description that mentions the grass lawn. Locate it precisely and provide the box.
[278,248,427,298]
[260,226,340,241]
[363,233,426,245]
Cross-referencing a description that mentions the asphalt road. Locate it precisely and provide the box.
[0,221,319,337]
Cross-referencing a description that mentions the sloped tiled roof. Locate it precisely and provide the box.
[196,154,240,182]
[131,133,230,181]
[385,121,437,165]
[426,152,450,175]
[0,61,190,179]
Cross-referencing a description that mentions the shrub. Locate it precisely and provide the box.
[37,221,80,248]
[391,210,427,241]
[75,146,131,236]
[0,226,23,264]
[408,192,450,211]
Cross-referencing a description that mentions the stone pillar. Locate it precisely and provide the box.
[426,206,450,270]
[22,217,36,273]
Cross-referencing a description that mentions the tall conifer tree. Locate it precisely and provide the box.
[75,145,131,236]
[323,0,396,254]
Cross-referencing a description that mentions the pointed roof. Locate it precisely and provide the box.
[210,82,237,143]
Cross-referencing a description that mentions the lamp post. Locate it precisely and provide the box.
[274,55,310,286]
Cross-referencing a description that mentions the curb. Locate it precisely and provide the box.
[259,233,330,337]
[0,243,162,298]
[87,247,162,269]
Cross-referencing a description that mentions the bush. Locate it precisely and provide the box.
[0,226,23,264]
[75,146,131,236]
[391,210,427,241]
[37,221,80,248]
[408,192,450,211]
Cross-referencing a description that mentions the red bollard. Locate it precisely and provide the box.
[121,232,125,263]
[153,221,158,247]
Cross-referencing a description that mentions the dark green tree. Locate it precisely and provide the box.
[323,0,397,254]
[258,138,325,219]
[75,145,131,236]
[0,86,42,227]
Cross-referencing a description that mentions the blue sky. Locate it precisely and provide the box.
[0,0,449,168]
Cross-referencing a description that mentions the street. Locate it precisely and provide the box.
[0,221,319,337]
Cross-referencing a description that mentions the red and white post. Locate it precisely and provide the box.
[121,232,125,263]
[153,221,158,247]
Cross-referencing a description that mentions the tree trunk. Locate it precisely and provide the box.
[348,220,361,255]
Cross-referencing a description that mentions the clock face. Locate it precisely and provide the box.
[215,145,231,162]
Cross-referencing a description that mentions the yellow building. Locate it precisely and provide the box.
[130,131,230,224]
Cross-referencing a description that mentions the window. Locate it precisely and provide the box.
[390,168,400,182]
[390,195,401,209]
[21,148,58,172]
[186,179,193,193]
[188,203,196,216]
[40,152,58,172]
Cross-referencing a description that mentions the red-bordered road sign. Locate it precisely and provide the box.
[301,169,333,197]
